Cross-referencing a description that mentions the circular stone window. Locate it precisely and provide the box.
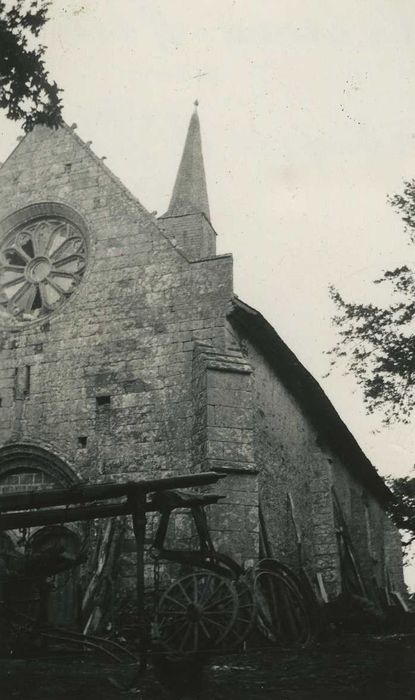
[0,217,87,322]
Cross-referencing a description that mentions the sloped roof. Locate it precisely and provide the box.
[228,297,392,504]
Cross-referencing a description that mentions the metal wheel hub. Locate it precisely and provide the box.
[186,602,202,622]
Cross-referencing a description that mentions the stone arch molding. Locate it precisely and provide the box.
[0,443,80,489]
[0,202,89,238]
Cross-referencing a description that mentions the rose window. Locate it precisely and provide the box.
[0,217,87,322]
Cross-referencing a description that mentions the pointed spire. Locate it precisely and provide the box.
[165,102,210,220]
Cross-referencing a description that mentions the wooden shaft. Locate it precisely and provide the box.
[0,502,131,530]
[0,493,224,531]
[0,471,226,513]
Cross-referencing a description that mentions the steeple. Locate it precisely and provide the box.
[165,102,210,221]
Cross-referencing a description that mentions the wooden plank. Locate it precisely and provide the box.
[287,493,302,544]
[287,492,303,566]
[83,517,125,633]
[391,591,409,612]
[259,503,273,558]
[316,572,329,604]
[332,487,366,597]
[82,518,115,627]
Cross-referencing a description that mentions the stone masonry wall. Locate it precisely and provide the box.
[235,331,340,597]
[230,324,405,599]
[0,125,237,593]
[0,125,232,478]
[158,212,216,261]
[331,458,406,597]
[191,342,259,567]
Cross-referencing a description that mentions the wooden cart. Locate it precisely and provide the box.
[0,470,226,671]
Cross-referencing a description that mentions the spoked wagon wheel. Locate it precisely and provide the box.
[220,576,256,650]
[154,570,239,653]
[253,563,313,646]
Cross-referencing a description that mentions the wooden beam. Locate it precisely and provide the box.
[0,471,226,513]
[0,492,225,531]
[0,501,131,530]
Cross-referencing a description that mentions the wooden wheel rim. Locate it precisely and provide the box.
[220,577,256,650]
[155,571,239,653]
[253,569,311,645]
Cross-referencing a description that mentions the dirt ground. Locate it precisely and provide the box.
[0,633,414,700]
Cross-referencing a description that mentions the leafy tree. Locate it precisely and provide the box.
[329,184,415,425]
[0,0,62,131]
[386,471,415,552]
[330,182,415,549]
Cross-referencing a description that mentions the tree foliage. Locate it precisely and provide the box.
[329,184,415,425]
[0,0,62,131]
[387,471,415,552]
[330,183,415,548]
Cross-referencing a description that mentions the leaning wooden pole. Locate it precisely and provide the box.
[129,486,148,676]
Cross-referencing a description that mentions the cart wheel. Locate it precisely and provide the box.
[253,565,312,646]
[220,576,256,650]
[154,570,238,653]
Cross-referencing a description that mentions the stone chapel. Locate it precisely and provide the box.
[0,106,406,622]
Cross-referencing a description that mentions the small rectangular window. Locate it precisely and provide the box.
[78,436,88,448]
[96,395,111,407]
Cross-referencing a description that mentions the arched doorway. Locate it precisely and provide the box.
[0,444,84,628]
[27,526,82,627]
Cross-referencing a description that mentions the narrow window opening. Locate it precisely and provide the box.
[13,368,18,399]
[0,398,2,407]
[64,163,72,173]
[96,395,111,407]
[78,436,87,448]
[24,365,31,395]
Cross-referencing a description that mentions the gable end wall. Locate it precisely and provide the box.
[0,126,234,488]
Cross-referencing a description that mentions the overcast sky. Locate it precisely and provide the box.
[1,2,414,484]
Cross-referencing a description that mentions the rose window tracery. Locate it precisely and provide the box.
[0,217,87,322]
